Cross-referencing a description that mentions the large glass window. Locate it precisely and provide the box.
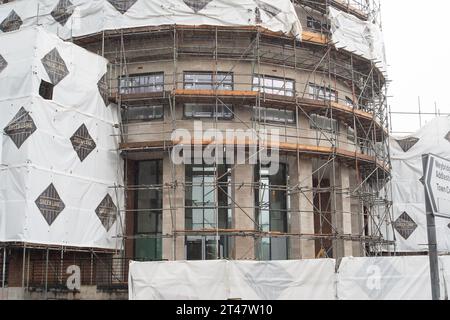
[185,164,232,260]
[184,103,233,120]
[253,75,295,97]
[253,106,295,125]
[119,73,164,94]
[308,83,338,102]
[255,164,289,261]
[184,72,233,91]
[134,160,163,261]
[122,105,164,122]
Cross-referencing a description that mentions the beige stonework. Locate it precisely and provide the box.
[162,154,185,261]
[289,156,315,259]
[331,163,353,258]
[232,163,255,260]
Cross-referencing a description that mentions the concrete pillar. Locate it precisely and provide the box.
[232,163,255,260]
[331,163,353,258]
[125,160,136,259]
[162,154,185,261]
[349,168,364,257]
[288,156,315,259]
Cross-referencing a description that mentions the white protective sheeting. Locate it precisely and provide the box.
[328,6,386,72]
[0,0,302,40]
[227,260,336,300]
[0,26,123,249]
[129,259,336,300]
[129,257,450,300]
[386,117,450,253]
[337,256,434,300]
[439,256,450,300]
[129,261,229,300]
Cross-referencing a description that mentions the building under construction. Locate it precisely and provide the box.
[0,0,393,299]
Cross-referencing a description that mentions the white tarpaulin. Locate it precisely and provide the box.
[129,259,336,300]
[337,256,434,300]
[439,256,450,300]
[0,0,302,40]
[0,26,123,249]
[387,117,450,253]
[328,6,386,72]
[227,260,336,300]
[129,260,229,300]
[129,257,450,300]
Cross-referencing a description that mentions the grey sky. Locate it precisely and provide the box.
[380,0,450,134]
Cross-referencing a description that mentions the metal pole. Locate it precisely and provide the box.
[418,96,422,128]
[21,245,26,289]
[422,154,441,300]
[2,247,5,289]
[45,248,49,300]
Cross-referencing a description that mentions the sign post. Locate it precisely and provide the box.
[422,153,450,300]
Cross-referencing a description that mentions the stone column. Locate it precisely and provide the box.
[125,160,136,259]
[232,163,255,260]
[349,168,364,257]
[162,154,185,261]
[288,156,315,259]
[331,163,353,258]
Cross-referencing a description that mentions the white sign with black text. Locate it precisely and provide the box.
[424,154,450,218]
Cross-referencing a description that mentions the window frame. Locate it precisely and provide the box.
[253,74,295,97]
[346,124,356,142]
[121,104,164,122]
[252,106,296,126]
[183,103,234,120]
[185,163,233,260]
[309,113,339,134]
[254,163,289,261]
[345,96,355,108]
[183,71,234,91]
[308,83,338,102]
[119,72,164,95]
[134,160,164,261]
[306,16,330,33]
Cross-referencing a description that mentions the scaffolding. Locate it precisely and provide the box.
[72,0,395,263]
[389,98,450,135]
[1,0,395,295]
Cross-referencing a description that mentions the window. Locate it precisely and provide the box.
[347,125,355,142]
[184,103,233,120]
[119,73,164,94]
[310,114,338,134]
[308,83,338,102]
[255,164,289,261]
[307,16,322,31]
[307,16,330,32]
[134,160,163,261]
[185,163,232,260]
[253,106,295,125]
[184,72,233,91]
[39,80,54,100]
[122,105,164,122]
[253,75,295,97]
[345,96,355,107]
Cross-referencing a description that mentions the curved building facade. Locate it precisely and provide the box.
[0,0,393,297]
[74,0,391,261]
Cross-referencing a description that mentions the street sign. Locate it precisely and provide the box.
[424,153,450,219]
[422,154,450,300]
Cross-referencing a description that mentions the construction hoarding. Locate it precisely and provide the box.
[0,26,123,249]
[0,0,302,40]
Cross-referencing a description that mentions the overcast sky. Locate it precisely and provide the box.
[380,0,450,135]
